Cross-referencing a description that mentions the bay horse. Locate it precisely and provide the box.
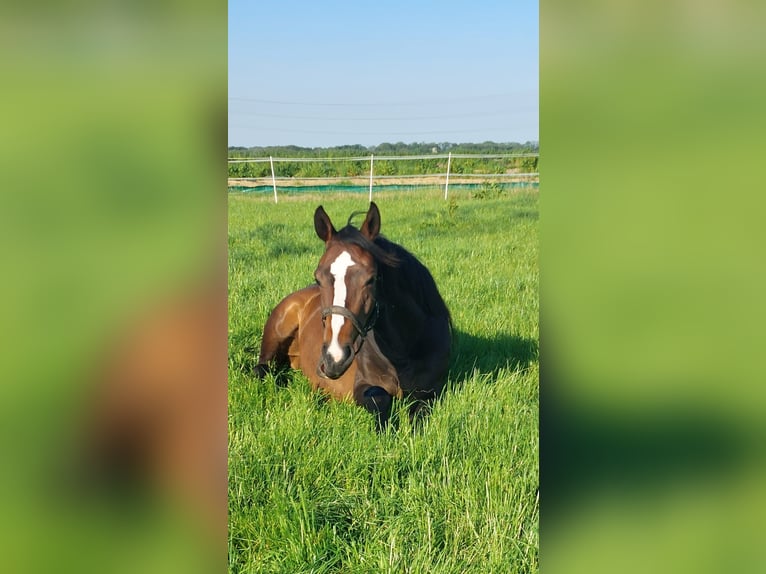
[254,201,451,429]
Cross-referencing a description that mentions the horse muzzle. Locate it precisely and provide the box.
[317,303,378,379]
[317,343,355,379]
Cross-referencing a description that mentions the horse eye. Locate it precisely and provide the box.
[365,276,376,286]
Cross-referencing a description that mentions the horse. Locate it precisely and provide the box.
[254,201,451,429]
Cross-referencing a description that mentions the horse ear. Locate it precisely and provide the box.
[360,201,381,240]
[314,205,336,242]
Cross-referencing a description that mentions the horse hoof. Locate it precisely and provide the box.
[362,387,392,432]
[252,364,269,379]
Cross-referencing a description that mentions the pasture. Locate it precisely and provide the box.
[228,188,539,573]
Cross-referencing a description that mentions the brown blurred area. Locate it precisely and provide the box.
[78,274,228,538]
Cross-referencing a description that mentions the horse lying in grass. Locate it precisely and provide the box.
[254,201,451,429]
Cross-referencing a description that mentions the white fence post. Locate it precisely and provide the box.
[444,152,452,200]
[269,156,277,204]
[369,154,374,202]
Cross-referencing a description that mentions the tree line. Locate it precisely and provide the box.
[228,141,538,179]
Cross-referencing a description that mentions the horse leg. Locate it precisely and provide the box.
[355,385,393,432]
[407,335,450,426]
[253,297,300,382]
[408,389,437,428]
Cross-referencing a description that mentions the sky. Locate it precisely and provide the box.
[228,0,538,148]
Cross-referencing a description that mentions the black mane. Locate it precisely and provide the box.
[335,225,399,268]
[335,225,450,320]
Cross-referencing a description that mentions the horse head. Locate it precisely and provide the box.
[313,202,382,379]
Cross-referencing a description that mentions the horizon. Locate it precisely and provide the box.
[227,140,539,152]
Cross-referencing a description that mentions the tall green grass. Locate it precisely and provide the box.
[229,188,538,573]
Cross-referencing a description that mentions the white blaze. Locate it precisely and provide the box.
[328,250,355,362]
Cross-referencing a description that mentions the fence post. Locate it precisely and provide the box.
[269,156,277,204]
[444,152,452,200]
[369,154,374,202]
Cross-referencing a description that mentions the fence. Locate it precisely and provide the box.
[228,152,539,203]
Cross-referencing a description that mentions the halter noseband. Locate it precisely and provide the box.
[321,302,379,339]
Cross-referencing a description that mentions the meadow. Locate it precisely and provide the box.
[228,187,539,573]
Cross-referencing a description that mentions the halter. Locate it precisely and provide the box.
[321,301,379,339]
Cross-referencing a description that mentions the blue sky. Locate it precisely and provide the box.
[228,0,538,148]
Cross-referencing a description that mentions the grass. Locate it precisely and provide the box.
[228,188,538,573]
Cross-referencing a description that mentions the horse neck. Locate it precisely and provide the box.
[372,280,423,353]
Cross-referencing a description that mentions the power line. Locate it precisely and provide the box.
[227,125,532,137]
[227,109,518,122]
[228,93,521,107]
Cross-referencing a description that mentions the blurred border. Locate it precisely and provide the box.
[1,2,227,573]
[541,2,766,573]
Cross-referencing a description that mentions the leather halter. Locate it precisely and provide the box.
[321,302,379,339]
